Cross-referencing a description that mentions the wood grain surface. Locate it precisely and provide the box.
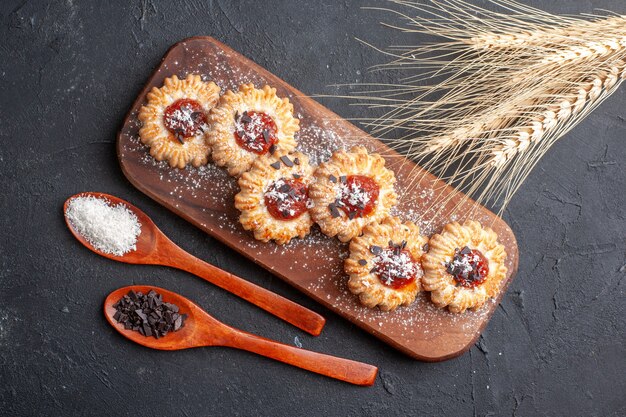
[116,37,519,361]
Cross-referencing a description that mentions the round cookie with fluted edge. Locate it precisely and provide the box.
[422,220,507,313]
[207,83,299,177]
[235,151,313,244]
[309,146,397,242]
[345,216,428,311]
[138,74,220,169]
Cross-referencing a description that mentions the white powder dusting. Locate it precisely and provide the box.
[165,106,208,137]
[66,196,141,256]
[373,247,422,286]
[336,180,371,208]
[233,111,273,152]
[447,253,475,274]
[298,123,349,165]
[263,178,308,218]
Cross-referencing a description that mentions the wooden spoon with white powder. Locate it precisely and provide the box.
[64,192,326,336]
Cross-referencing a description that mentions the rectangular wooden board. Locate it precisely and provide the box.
[117,37,519,361]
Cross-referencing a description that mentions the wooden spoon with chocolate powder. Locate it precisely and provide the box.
[65,192,325,336]
[105,285,378,386]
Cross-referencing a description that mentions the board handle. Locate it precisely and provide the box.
[220,326,378,386]
[162,243,326,336]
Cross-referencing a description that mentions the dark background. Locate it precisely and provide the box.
[1,1,624,416]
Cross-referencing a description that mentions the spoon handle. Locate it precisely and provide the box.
[221,327,378,386]
[163,244,326,336]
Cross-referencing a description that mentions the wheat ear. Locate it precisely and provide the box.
[491,65,625,168]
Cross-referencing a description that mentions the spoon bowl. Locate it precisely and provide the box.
[105,285,378,386]
[65,192,325,336]
[64,192,161,264]
[104,285,224,351]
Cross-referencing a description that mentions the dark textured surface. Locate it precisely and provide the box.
[0,1,624,416]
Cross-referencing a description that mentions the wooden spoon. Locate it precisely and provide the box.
[104,285,377,386]
[64,192,325,336]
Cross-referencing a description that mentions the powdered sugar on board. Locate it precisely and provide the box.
[117,38,518,360]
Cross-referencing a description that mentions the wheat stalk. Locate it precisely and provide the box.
[469,16,626,50]
[491,65,625,168]
[338,0,626,215]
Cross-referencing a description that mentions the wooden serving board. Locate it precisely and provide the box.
[117,37,519,361]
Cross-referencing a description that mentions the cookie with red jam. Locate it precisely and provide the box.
[207,84,299,177]
[235,151,313,244]
[422,220,507,313]
[309,146,397,242]
[138,74,220,168]
[345,217,428,311]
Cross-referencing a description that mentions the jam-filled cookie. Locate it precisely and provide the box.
[345,217,428,311]
[309,146,397,242]
[207,84,299,177]
[138,74,220,168]
[422,220,507,313]
[235,151,313,244]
